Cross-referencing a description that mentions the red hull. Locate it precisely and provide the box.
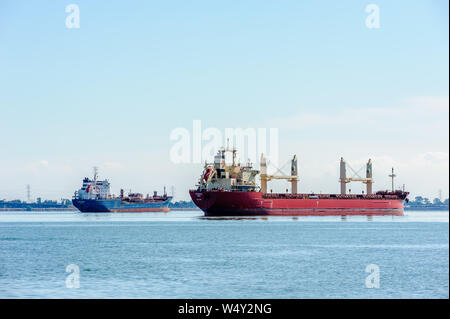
[189,190,404,216]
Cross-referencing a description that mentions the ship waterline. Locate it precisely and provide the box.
[72,198,171,213]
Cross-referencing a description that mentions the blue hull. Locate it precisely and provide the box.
[72,198,172,212]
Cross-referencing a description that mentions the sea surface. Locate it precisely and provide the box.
[0,210,448,299]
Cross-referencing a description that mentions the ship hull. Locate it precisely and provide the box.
[72,198,171,213]
[189,190,404,216]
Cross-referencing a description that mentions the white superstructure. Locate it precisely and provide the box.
[74,167,111,200]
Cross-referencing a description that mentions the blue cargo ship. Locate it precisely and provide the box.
[72,168,172,212]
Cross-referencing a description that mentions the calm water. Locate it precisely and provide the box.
[0,210,448,298]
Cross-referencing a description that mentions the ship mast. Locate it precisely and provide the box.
[224,138,236,167]
[389,167,396,192]
[93,166,98,183]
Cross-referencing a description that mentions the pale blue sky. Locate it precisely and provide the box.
[0,1,448,200]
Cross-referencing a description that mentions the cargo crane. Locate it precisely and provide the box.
[339,158,373,195]
[260,154,298,194]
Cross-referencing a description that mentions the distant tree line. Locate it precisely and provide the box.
[168,200,197,209]
[0,198,73,210]
[405,196,449,210]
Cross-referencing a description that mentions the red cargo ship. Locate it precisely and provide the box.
[190,148,409,216]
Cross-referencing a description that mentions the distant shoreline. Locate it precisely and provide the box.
[404,207,449,211]
[0,207,446,212]
[0,207,200,212]
[0,207,77,211]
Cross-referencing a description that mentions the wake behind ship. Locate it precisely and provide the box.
[72,169,172,212]
[189,148,409,216]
